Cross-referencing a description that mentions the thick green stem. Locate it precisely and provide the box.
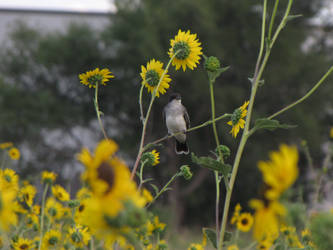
[146,172,180,208]
[38,183,49,250]
[131,53,179,179]
[268,65,333,120]
[94,82,108,140]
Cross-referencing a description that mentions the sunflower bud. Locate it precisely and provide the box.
[204,56,221,72]
[180,165,192,180]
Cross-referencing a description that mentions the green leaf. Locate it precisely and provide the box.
[150,184,159,196]
[142,178,154,184]
[286,14,303,22]
[191,153,231,177]
[208,66,230,82]
[203,228,217,249]
[224,231,232,242]
[252,118,296,134]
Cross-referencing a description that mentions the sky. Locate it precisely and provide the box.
[0,0,115,13]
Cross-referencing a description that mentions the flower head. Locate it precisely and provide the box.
[42,229,61,249]
[231,203,242,224]
[41,171,57,185]
[237,212,254,232]
[227,245,239,250]
[227,101,249,138]
[141,150,160,166]
[204,56,221,72]
[188,243,204,250]
[8,147,20,160]
[140,59,171,97]
[45,197,64,221]
[68,225,91,248]
[0,168,19,191]
[79,68,114,88]
[12,237,34,250]
[0,189,18,231]
[258,144,298,200]
[18,183,37,207]
[52,184,70,201]
[168,29,203,71]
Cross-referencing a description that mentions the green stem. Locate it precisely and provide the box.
[139,84,145,124]
[268,0,280,40]
[38,183,49,250]
[146,172,180,208]
[268,65,333,120]
[94,82,109,140]
[131,52,179,179]
[144,113,231,150]
[138,160,148,190]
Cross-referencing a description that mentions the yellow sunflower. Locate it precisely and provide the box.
[258,144,298,200]
[188,243,204,250]
[45,197,64,221]
[168,29,203,71]
[231,203,242,224]
[18,183,37,207]
[68,224,91,248]
[227,100,249,138]
[41,171,57,185]
[77,139,148,243]
[249,199,286,242]
[79,68,114,88]
[237,212,254,232]
[0,168,19,191]
[42,229,61,249]
[52,184,70,201]
[140,59,171,97]
[0,142,13,149]
[12,237,34,250]
[0,189,18,231]
[8,147,20,160]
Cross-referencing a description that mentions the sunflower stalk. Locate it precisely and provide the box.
[131,51,180,179]
[38,183,49,250]
[94,82,109,140]
[138,159,149,190]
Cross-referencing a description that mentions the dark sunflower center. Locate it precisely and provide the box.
[48,236,58,245]
[20,244,29,249]
[48,207,57,217]
[173,41,190,60]
[145,70,160,87]
[71,232,82,243]
[78,204,85,212]
[241,217,249,225]
[97,162,115,194]
[231,108,242,125]
[4,175,11,182]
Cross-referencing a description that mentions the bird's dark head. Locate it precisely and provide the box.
[169,93,181,102]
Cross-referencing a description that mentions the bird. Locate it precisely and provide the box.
[164,93,190,154]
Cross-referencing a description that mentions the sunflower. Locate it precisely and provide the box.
[42,229,61,249]
[52,184,70,201]
[227,101,249,138]
[0,142,13,149]
[168,29,203,71]
[18,184,37,207]
[188,243,204,250]
[249,199,286,242]
[12,237,34,250]
[8,147,20,160]
[79,68,114,88]
[68,224,91,248]
[0,168,19,191]
[41,171,57,185]
[258,144,298,200]
[77,139,148,244]
[45,197,64,221]
[140,59,171,97]
[237,212,254,232]
[142,150,160,166]
[257,239,272,250]
[231,203,242,224]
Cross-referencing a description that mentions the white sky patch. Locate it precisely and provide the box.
[0,0,115,13]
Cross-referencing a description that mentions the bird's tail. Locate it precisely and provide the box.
[175,140,189,155]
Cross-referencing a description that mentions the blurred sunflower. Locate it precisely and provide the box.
[0,189,18,231]
[18,183,36,207]
[52,184,70,201]
[8,147,20,160]
[227,101,249,138]
[12,237,34,250]
[68,224,91,248]
[42,229,61,249]
[258,144,298,200]
[79,68,114,88]
[237,212,254,232]
[140,59,171,97]
[45,197,64,221]
[41,171,57,185]
[168,29,203,71]
[0,168,19,191]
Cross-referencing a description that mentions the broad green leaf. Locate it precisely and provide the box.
[252,118,296,134]
[203,228,217,249]
[191,153,231,177]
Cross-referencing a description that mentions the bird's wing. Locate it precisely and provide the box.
[183,105,190,129]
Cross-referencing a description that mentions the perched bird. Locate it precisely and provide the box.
[164,93,190,154]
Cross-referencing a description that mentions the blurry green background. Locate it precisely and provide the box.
[0,0,332,234]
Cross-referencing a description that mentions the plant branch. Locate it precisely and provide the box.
[94,82,109,140]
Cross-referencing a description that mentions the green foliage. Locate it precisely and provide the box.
[310,213,333,250]
[191,153,231,177]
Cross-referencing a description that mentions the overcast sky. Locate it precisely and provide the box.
[0,0,115,13]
